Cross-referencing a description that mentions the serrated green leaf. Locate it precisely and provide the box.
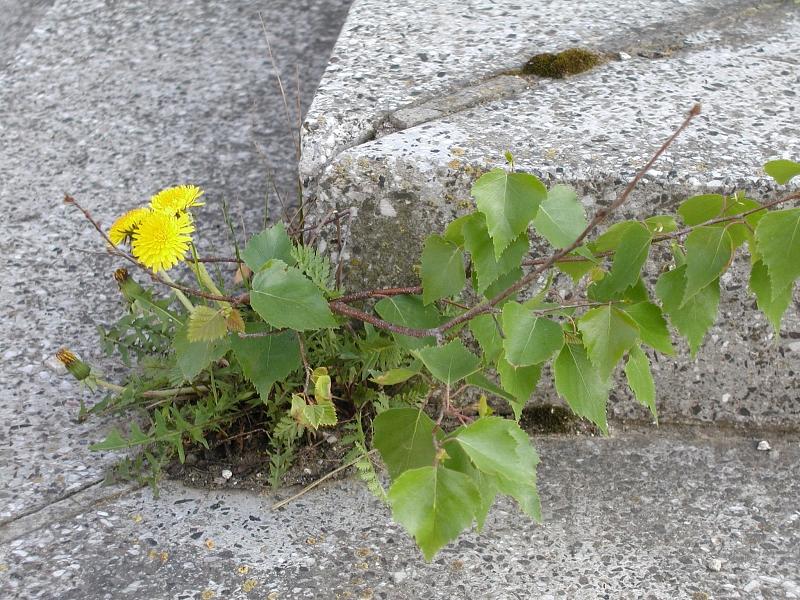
[453,417,538,483]
[443,214,473,246]
[553,342,609,434]
[469,313,503,363]
[624,345,657,421]
[754,208,800,300]
[481,266,523,303]
[682,226,733,305]
[590,222,652,299]
[250,261,336,330]
[496,354,541,421]
[314,373,332,402]
[577,305,639,380]
[415,340,481,386]
[290,394,337,429]
[388,466,480,561]
[241,223,295,272]
[622,302,674,355]
[472,168,547,258]
[451,418,541,523]
[186,305,228,342]
[421,235,466,305]
[374,295,441,350]
[373,408,437,480]
[532,184,587,249]
[749,260,792,334]
[173,324,229,381]
[655,266,720,356]
[229,325,300,401]
[89,428,129,452]
[463,214,529,293]
[764,159,800,185]
[501,301,563,367]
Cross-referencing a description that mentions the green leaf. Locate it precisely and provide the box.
[590,222,652,299]
[464,371,514,403]
[463,214,529,293]
[682,226,733,305]
[622,302,674,355]
[764,159,800,185]
[754,208,800,300]
[250,261,336,330]
[501,301,563,367]
[469,313,503,363]
[441,440,497,530]
[229,325,301,401]
[496,354,541,421]
[472,168,547,258]
[373,408,437,480]
[749,260,792,334]
[644,215,678,235]
[443,214,473,246]
[556,255,595,282]
[453,417,538,483]
[577,305,639,379]
[290,394,337,429]
[173,324,230,381]
[89,428,129,452]
[374,295,442,350]
[421,235,466,305]
[415,340,481,386]
[452,418,541,523]
[553,342,609,434]
[655,266,720,356]
[387,466,480,561]
[532,184,587,249]
[481,267,523,303]
[186,305,228,342]
[370,365,421,386]
[678,194,726,225]
[241,223,294,272]
[624,345,657,421]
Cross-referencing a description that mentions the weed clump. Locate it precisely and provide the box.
[522,48,601,78]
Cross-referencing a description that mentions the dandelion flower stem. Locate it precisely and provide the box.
[159,272,195,311]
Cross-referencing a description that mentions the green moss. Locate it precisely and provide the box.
[522,48,601,78]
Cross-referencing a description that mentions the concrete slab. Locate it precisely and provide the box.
[2,426,799,599]
[303,0,800,428]
[299,0,784,181]
[0,0,350,524]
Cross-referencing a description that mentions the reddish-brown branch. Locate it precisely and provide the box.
[329,302,431,338]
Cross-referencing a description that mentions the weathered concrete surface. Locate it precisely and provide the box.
[0,0,350,525]
[2,426,799,599]
[303,0,800,428]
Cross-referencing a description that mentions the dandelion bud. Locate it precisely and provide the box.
[113,268,145,302]
[56,348,91,381]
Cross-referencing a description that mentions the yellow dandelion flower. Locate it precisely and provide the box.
[132,211,194,273]
[108,207,150,245]
[150,185,205,214]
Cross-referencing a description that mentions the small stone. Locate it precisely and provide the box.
[788,341,800,353]
[303,468,312,475]
[743,580,760,593]
[618,51,631,60]
[325,435,338,445]
[706,558,722,572]
[221,469,233,480]
[392,570,407,584]
[721,393,730,403]
[757,440,771,451]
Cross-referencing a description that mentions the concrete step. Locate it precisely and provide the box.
[2,426,798,599]
[301,0,800,429]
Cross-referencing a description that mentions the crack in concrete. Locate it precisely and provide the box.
[0,479,143,544]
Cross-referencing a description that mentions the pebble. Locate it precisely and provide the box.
[721,393,730,403]
[325,435,338,445]
[706,558,722,572]
[788,341,800,353]
[392,570,407,584]
[221,469,233,480]
[743,580,760,593]
[757,440,772,451]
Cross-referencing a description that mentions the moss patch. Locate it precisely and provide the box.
[522,48,601,79]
